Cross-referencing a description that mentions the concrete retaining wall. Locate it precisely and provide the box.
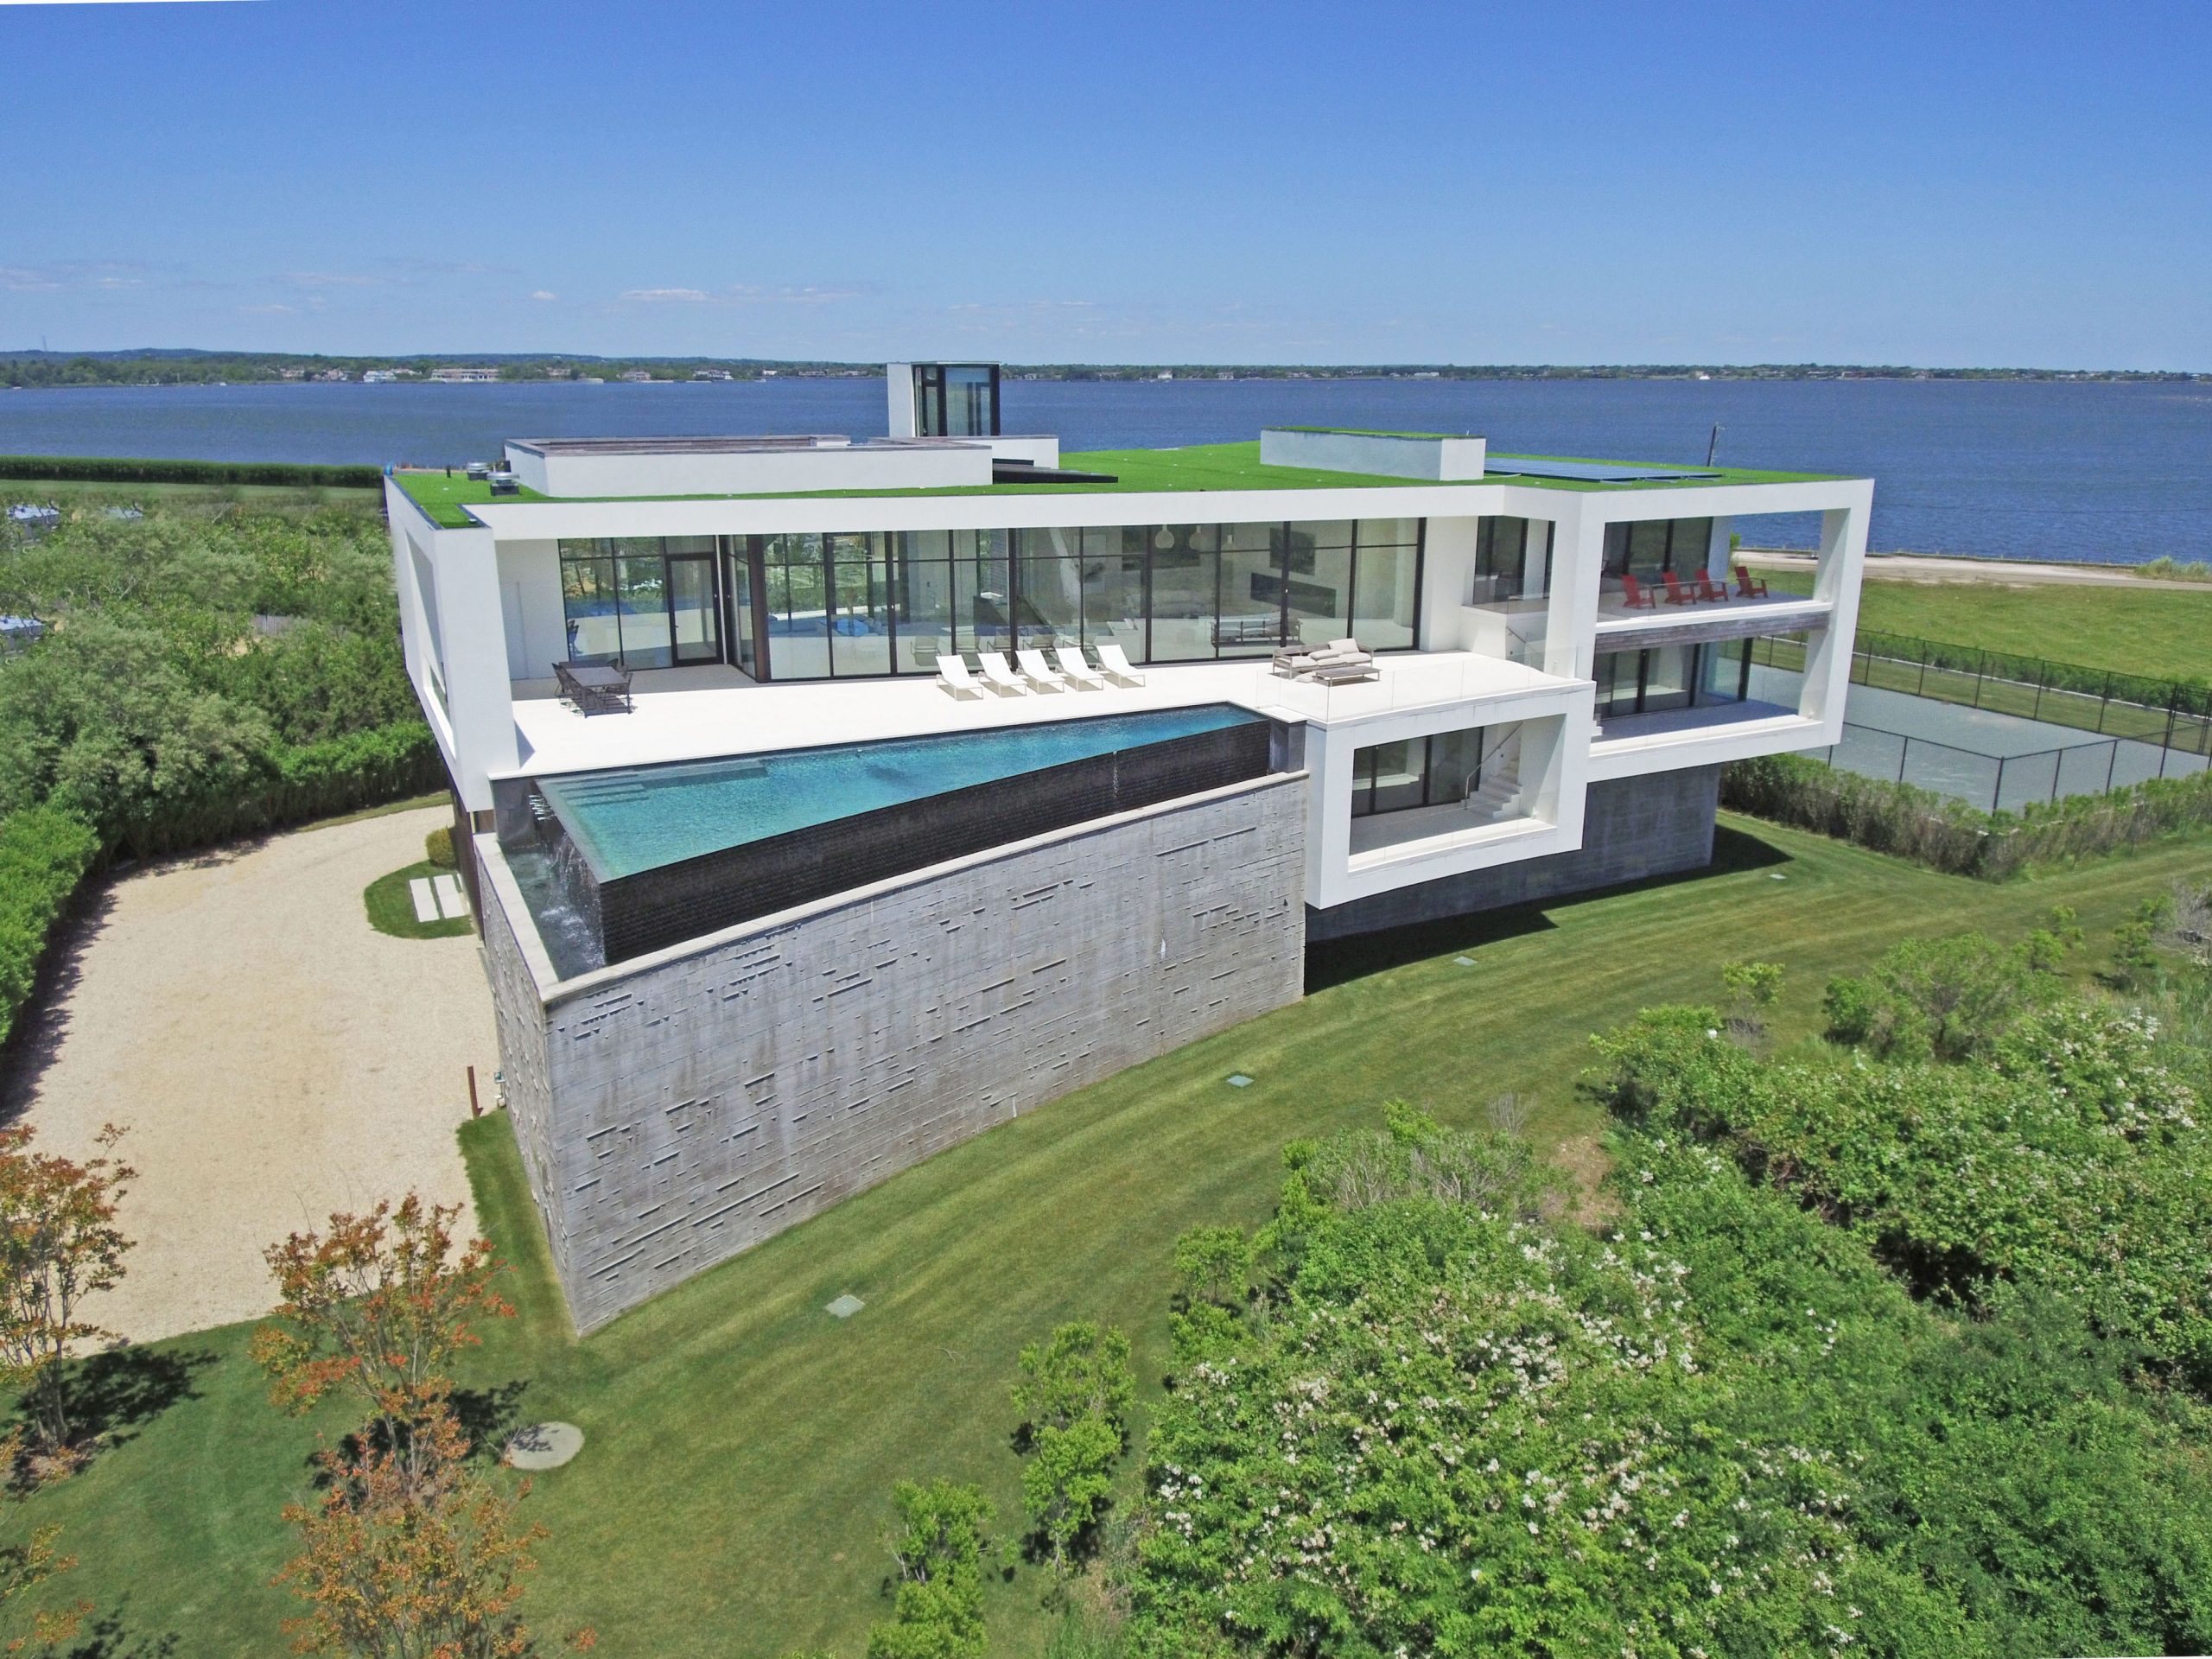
[1306,764,1720,940]
[480,773,1308,1331]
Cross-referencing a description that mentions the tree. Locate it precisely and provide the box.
[1720,959,1784,1045]
[2110,896,2171,991]
[1168,1228,1251,1362]
[276,1404,543,1659]
[1011,1322,1135,1445]
[1011,1324,1137,1572]
[866,1480,993,1659]
[253,1195,511,1493]
[0,1124,134,1462]
[1021,1414,1121,1571]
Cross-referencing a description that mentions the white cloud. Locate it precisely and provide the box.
[277,270,392,289]
[0,260,152,292]
[529,289,558,302]
[613,282,877,308]
[238,302,297,315]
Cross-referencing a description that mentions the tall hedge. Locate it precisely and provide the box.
[0,803,100,1046]
[1723,752,2212,878]
[0,454,385,490]
[103,718,448,860]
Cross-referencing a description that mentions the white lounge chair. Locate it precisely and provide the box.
[976,652,1029,696]
[1094,642,1146,686]
[1054,645,1107,690]
[936,654,986,699]
[1015,648,1069,692]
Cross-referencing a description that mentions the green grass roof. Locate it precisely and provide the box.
[391,442,1843,528]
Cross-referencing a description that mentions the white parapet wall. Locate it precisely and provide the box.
[503,436,997,499]
[478,772,1310,1332]
[1261,427,1488,481]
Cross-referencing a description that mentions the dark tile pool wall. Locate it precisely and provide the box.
[592,719,1277,965]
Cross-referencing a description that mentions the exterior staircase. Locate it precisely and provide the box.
[1461,727,1523,825]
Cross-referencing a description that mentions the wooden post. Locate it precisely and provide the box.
[467,1065,480,1118]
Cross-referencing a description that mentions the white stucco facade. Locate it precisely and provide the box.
[387,389,1869,933]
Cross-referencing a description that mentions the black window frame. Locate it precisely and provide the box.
[1349,725,1490,817]
[719,516,1427,683]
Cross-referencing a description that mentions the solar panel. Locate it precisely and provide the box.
[1483,455,1721,483]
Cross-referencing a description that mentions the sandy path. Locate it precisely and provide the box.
[1,805,494,1343]
[1740,548,2211,591]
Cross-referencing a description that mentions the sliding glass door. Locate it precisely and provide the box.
[706,516,1427,683]
[668,553,720,665]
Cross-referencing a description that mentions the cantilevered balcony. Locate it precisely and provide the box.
[1592,584,1832,652]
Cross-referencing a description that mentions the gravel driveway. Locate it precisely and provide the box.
[1,804,494,1342]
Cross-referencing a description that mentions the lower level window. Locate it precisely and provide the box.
[1350,725,1490,817]
[1596,637,1768,720]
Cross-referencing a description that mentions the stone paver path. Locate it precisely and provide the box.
[2,804,495,1342]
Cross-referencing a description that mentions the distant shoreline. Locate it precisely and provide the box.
[5,350,2208,391]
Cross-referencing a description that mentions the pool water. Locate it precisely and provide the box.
[537,703,1265,880]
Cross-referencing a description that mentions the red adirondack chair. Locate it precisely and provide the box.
[1618,571,1658,609]
[1660,570,1694,605]
[1734,563,1770,599]
[1695,570,1730,602]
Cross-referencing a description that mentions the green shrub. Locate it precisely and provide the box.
[1858,626,2211,705]
[2136,556,2212,584]
[867,1480,992,1659]
[425,824,455,868]
[1596,995,2212,1379]
[1822,931,2063,1061]
[1127,1116,1987,1657]
[0,454,383,489]
[0,802,100,1046]
[1021,1412,1121,1569]
[1723,753,2212,878]
[1013,1322,1135,1445]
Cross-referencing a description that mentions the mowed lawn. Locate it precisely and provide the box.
[28,819,2212,1656]
[1770,567,2212,685]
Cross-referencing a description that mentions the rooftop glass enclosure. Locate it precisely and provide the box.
[556,518,1423,683]
[913,363,1000,437]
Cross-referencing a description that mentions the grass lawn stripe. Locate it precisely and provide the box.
[22,817,2212,1655]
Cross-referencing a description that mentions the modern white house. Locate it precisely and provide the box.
[387,363,1870,1328]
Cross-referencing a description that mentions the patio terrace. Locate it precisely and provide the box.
[500,650,1575,781]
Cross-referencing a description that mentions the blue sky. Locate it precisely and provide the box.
[3,0,2207,367]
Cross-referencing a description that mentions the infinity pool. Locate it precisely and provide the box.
[536,703,1266,880]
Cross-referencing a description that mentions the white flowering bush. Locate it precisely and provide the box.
[1594,995,2212,1382]
[1125,1114,1971,1658]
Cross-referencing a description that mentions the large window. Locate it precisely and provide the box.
[558,537,721,671]
[1350,725,1491,817]
[1471,516,1551,605]
[913,364,1001,437]
[1595,637,1762,721]
[723,516,1424,683]
[1601,518,1714,583]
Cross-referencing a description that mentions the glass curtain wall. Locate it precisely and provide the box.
[1601,518,1715,586]
[1471,516,1551,604]
[1594,637,1762,721]
[559,537,722,671]
[912,364,1001,437]
[1349,725,1490,817]
[652,518,1424,683]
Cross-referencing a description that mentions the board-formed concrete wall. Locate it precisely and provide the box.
[480,773,1308,1332]
[1306,764,1720,940]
